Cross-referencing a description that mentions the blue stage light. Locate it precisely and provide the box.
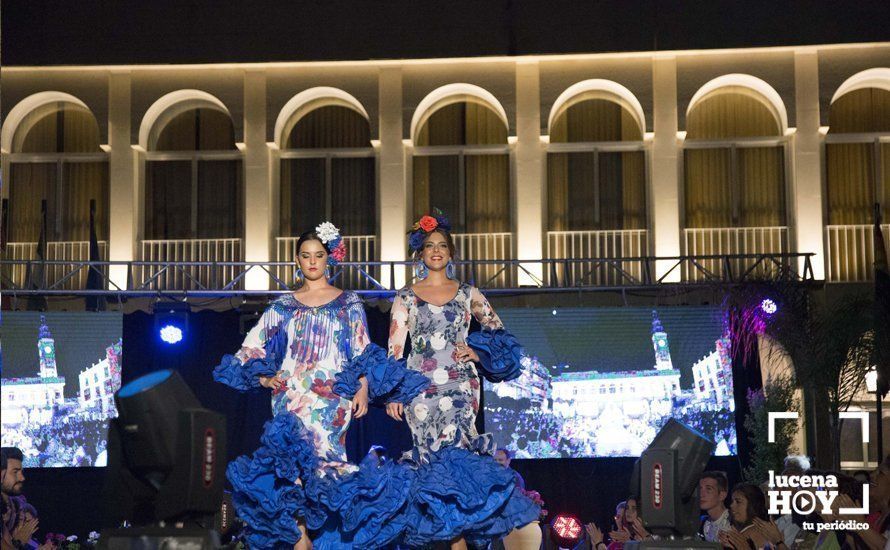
[760,298,778,315]
[159,324,184,344]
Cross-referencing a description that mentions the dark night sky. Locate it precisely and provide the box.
[2,1,888,66]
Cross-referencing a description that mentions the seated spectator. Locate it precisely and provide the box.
[699,470,730,543]
[719,483,771,549]
[1,447,38,550]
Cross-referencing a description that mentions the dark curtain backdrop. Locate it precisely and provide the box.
[21,305,745,540]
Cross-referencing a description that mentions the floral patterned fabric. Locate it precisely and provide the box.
[388,282,502,460]
[235,291,369,466]
[388,283,541,544]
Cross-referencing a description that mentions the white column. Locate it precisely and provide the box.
[107,71,135,290]
[378,67,407,289]
[651,56,682,281]
[514,61,545,284]
[243,69,271,290]
[792,51,825,280]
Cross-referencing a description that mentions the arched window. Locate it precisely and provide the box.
[683,80,788,279]
[140,96,243,290]
[547,86,647,285]
[412,97,512,285]
[277,102,376,288]
[824,83,890,281]
[144,107,242,240]
[3,99,108,289]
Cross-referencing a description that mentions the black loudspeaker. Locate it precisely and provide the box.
[634,419,715,538]
[156,409,227,520]
[104,370,227,526]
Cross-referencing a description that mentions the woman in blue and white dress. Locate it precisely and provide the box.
[385,210,542,549]
[214,223,428,550]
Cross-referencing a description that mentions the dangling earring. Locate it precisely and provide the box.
[324,266,331,280]
[446,260,456,280]
[294,267,304,284]
[414,262,429,280]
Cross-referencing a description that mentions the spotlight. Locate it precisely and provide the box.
[102,369,227,546]
[760,298,777,315]
[153,301,189,345]
[551,514,582,543]
[159,325,183,344]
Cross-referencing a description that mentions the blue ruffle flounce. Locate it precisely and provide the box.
[402,446,540,546]
[333,343,430,404]
[228,412,420,549]
[212,353,279,391]
[466,328,525,383]
[226,414,319,548]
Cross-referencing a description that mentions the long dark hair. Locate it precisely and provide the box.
[730,483,768,529]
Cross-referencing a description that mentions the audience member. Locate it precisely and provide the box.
[699,470,730,543]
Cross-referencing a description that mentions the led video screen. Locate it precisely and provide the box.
[2,312,123,467]
[484,307,737,458]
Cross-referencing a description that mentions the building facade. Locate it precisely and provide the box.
[1,42,887,291]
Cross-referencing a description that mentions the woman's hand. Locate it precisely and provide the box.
[352,378,369,419]
[608,526,631,543]
[386,402,404,421]
[585,523,604,546]
[752,518,784,547]
[258,375,284,391]
[718,528,749,550]
[455,343,479,363]
[630,516,650,540]
[12,516,39,545]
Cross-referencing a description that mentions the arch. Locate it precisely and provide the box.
[687,74,788,134]
[831,68,890,104]
[548,79,646,137]
[275,87,370,148]
[139,89,231,150]
[410,83,508,144]
[2,91,92,153]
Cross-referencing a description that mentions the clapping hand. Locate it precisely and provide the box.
[585,523,604,546]
[752,518,784,547]
[718,528,749,550]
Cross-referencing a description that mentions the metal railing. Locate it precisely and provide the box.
[546,230,649,286]
[825,224,890,282]
[276,235,378,290]
[1,241,108,290]
[683,226,789,282]
[0,253,815,298]
[137,238,243,290]
[452,232,515,288]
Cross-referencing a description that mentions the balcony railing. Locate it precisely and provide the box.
[1,241,108,290]
[137,238,243,290]
[450,232,515,288]
[276,235,378,290]
[825,224,890,282]
[0,253,815,297]
[546,230,649,286]
[683,227,789,282]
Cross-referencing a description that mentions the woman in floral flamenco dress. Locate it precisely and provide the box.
[385,210,542,549]
[214,222,428,549]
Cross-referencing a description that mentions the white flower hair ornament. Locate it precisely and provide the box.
[315,221,347,265]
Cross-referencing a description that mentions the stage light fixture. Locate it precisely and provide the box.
[159,325,183,344]
[102,369,227,547]
[551,514,582,541]
[153,301,189,345]
[760,298,777,315]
